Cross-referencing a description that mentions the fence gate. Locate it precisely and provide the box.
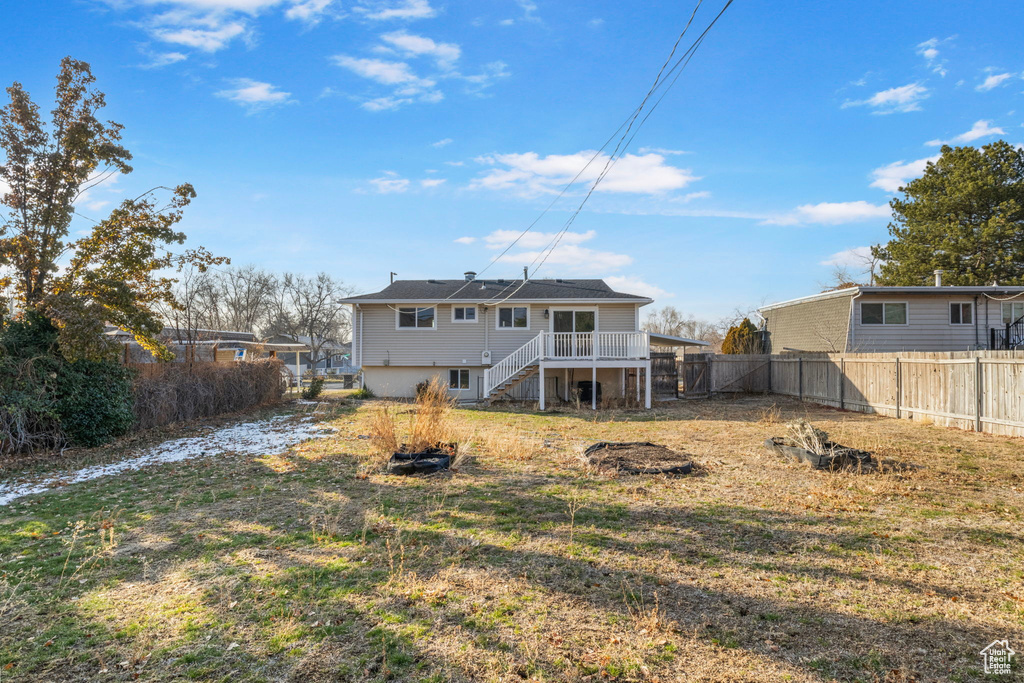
[678,357,710,397]
[650,352,678,399]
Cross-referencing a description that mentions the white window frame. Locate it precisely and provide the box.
[448,368,470,390]
[949,301,974,326]
[451,306,478,323]
[395,306,436,330]
[1003,302,1024,325]
[860,301,909,326]
[496,305,530,330]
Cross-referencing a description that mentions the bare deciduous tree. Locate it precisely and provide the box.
[267,272,352,379]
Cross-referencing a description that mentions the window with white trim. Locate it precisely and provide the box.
[861,302,907,325]
[1003,302,1024,325]
[452,306,477,323]
[949,302,973,325]
[397,306,435,329]
[497,306,529,329]
[448,368,469,390]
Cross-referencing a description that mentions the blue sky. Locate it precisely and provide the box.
[3,0,1023,319]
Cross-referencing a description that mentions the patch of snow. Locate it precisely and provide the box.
[0,415,334,507]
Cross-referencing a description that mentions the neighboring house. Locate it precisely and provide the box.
[341,272,708,408]
[105,326,258,362]
[266,335,355,378]
[760,282,1024,353]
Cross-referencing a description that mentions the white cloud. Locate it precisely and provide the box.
[483,229,596,250]
[916,38,948,77]
[284,0,334,23]
[380,30,460,69]
[431,137,453,148]
[140,51,188,68]
[369,171,409,193]
[926,119,1005,146]
[766,201,890,226]
[462,61,510,92]
[604,276,671,300]
[821,246,872,268]
[587,18,604,28]
[637,146,689,155]
[110,1,337,55]
[420,178,446,188]
[679,191,710,202]
[471,150,699,196]
[976,71,1015,92]
[153,22,248,51]
[332,55,442,109]
[355,0,435,20]
[479,229,632,275]
[453,236,476,244]
[869,155,939,192]
[215,78,293,111]
[842,82,929,113]
[74,171,123,213]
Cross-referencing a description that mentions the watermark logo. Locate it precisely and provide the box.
[981,640,1016,675]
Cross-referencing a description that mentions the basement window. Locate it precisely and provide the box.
[861,302,907,325]
[949,302,973,325]
[448,368,469,390]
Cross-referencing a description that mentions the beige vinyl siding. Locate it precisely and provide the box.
[356,302,642,367]
[763,291,854,353]
[852,294,993,352]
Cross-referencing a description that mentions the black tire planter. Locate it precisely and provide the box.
[584,442,693,476]
[387,443,456,475]
[764,437,873,471]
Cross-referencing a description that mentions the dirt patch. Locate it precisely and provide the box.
[583,441,693,475]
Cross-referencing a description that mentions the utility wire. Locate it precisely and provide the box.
[487,0,734,306]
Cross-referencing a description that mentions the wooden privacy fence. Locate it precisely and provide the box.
[682,352,1024,437]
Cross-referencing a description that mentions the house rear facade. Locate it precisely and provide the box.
[342,273,706,407]
[760,285,1024,353]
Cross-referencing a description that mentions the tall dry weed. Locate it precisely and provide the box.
[409,375,456,452]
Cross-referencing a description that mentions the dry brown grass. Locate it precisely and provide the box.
[409,376,456,452]
[4,395,1024,682]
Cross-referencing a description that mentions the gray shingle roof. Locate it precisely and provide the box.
[340,278,651,302]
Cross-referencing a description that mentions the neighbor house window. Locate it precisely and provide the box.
[949,302,973,325]
[397,306,435,329]
[861,302,907,325]
[497,306,529,329]
[448,368,469,390]
[1003,302,1024,325]
[452,306,477,323]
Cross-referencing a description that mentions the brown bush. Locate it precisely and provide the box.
[132,359,285,431]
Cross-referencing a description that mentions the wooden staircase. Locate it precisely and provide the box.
[486,364,538,402]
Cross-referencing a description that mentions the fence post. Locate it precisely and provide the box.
[894,358,901,419]
[975,356,983,432]
[839,357,845,410]
[797,357,803,402]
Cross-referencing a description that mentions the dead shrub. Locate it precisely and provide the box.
[132,359,285,430]
[364,376,457,472]
[408,375,456,453]
[758,403,781,426]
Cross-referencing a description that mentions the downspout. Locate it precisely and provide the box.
[973,295,980,349]
[357,305,363,369]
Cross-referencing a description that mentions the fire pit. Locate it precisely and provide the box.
[583,442,693,475]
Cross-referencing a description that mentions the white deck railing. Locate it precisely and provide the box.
[483,333,544,397]
[544,331,649,360]
[484,331,650,397]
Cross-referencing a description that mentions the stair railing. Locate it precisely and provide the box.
[483,332,544,396]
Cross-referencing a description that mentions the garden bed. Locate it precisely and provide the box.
[583,441,693,475]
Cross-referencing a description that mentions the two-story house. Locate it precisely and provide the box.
[341,273,706,408]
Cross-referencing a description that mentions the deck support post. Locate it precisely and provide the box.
[539,365,546,411]
[644,361,652,409]
[592,365,597,410]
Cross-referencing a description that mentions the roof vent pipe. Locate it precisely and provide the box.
[934,269,944,287]
[464,271,476,281]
